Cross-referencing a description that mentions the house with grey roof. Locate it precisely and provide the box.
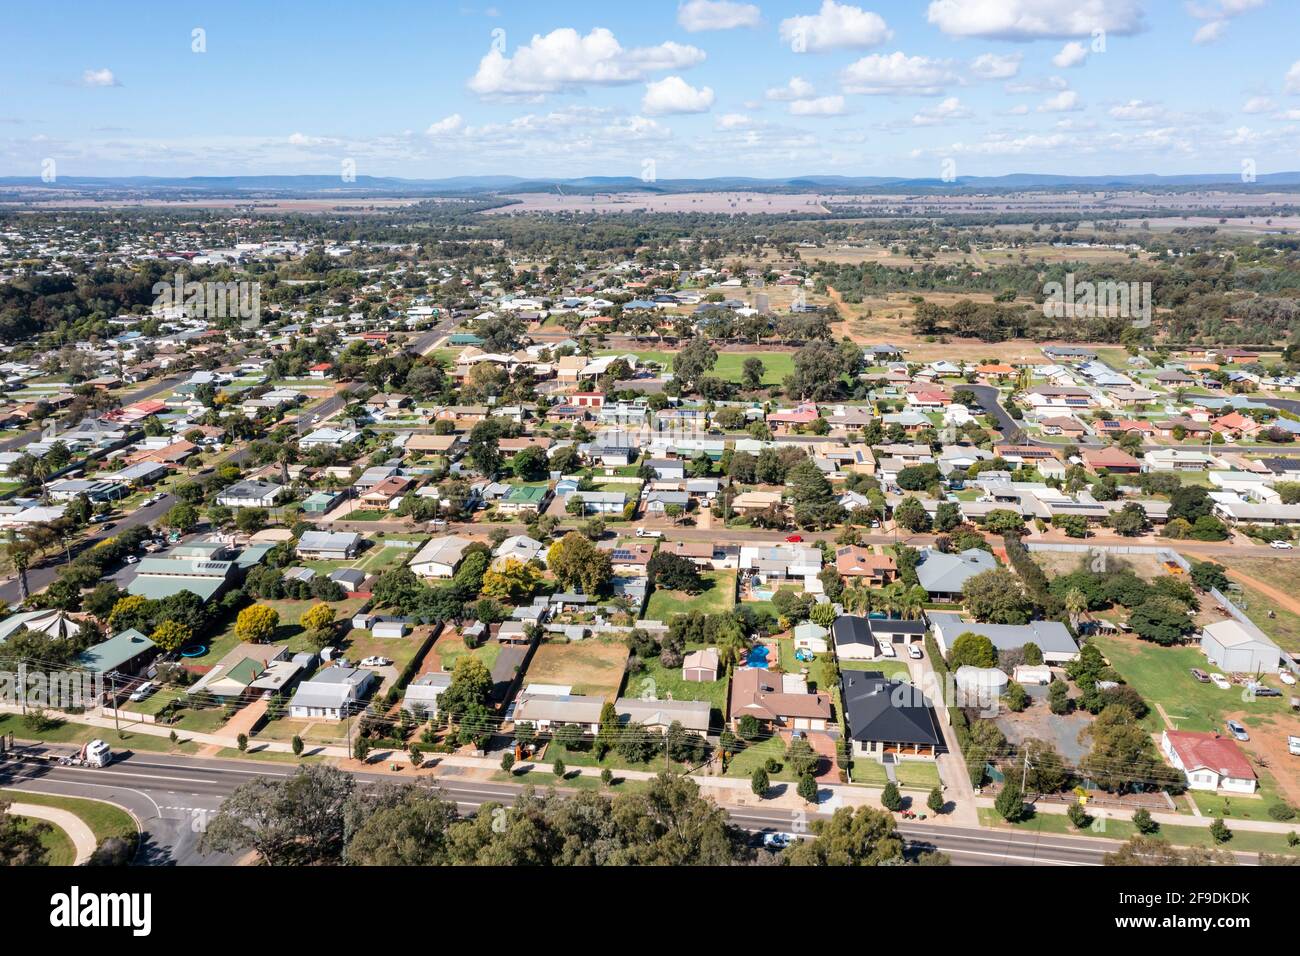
[289,666,375,720]
[298,530,362,560]
[928,612,1080,664]
[914,547,998,601]
[615,697,712,736]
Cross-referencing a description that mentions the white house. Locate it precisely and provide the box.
[1161,730,1257,794]
[409,535,474,579]
[215,480,285,509]
[288,666,374,720]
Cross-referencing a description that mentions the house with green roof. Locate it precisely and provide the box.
[497,483,551,516]
[76,629,157,677]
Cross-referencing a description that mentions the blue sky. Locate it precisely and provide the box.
[3,0,1298,179]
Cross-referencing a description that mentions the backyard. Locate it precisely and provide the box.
[645,570,736,620]
[524,639,630,699]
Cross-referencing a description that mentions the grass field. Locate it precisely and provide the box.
[524,639,629,699]
[1222,556,1300,653]
[29,818,76,865]
[0,714,199,754]
[645,570,736,621]
[626,650,729,713]
[1090,636,1294,735]
[602,350,794,386]
[430,629,501,673]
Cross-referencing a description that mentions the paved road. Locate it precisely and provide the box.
[0,373,188,453]
[0,746,1161,867]
[0,493,177,606]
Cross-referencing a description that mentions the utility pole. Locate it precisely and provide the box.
[109,671,121,737]
[1020,748,1032,794]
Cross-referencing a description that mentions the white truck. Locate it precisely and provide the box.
[59,739,112,768]
[1289,735,1300,758]
[635,528,663,539]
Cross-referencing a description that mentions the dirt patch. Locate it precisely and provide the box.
[524,639,630,700]
[1224,708,1300,807]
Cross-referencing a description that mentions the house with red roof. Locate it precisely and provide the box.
[1160,730,1257,794]
[766,402,819,432]
[308,363,333,380]
[1082,446,1142,474]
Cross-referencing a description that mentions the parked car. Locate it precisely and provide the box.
[1281,671,1296,686]
[124,555,139,565]
[1210,673,1231,690]
[1269,540,1294,550]
[1226,719,1249,741]
[762,832,795,849]
[908,645,923,660]
[785,534,803,543]
[360,656,393,668]
[1189,668,1210,683]
[634,528,663,539]
[1289,735,1300,757]
[1252,686,1282,698]
[128,681,156,703]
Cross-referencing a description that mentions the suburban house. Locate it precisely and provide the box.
[1200,619,1282,675]
[831,615,927,660]
[729,668,831,732]
[913,547,998,600]
[76,629,157,681]
[297,530,362,561]
[840,671,943,763]
[402,672,452,717]
[929,612,1080,664]
[216,480,286,509]
[409,535,474,578]
[288,666,375,720]
[511,692,605,734]
[615,697,711,737]
[834,546,897,585]
[1160,730,1257,794]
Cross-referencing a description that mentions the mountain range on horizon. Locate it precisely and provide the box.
[4,171,1300,199]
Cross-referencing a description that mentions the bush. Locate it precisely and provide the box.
[797,773,819,804]
[927,787,945,815]
[1132,808,1158,833]
[881,781,902,812]
[751,767,770,797]
[995,780,1025,822]
[1209,817,1232,844]
[1067,801,1091,829]
[1267,803,1297,822]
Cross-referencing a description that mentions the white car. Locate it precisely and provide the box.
[1280,670,1296,686]
[124,555,139,564]
[360,656,392,668]
[635,528,663,538]
[762,832,796,849]
[908,644,923,660]
[1210,673,1232,690]
[1269,540,1294,550]
[128,681,156,703]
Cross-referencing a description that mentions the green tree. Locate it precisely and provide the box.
[995,779,1025,822]
[927,787,945,815]
[797,773,819,804]
[751,766,770,797]
[235,604,279,643]
[881,781,903,812]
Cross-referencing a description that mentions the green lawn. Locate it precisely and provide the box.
[726,734,795,781]
[600,350,794,386]
[492,769,649,793]
[432,631,501,673]
[31,819,76,865]
[645,570,736,620]
[1,788,140,849]
[627,650,729,713]
[1090,636,1293,736]
[977,807,1300,856]
[0,714,199,754]
[895,761,942,789]
[848,758,889,785]
[841,659,912,682]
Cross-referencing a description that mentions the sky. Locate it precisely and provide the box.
[2,0,1299,180]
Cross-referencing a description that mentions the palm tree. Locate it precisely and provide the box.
[1065,587,1089,632]
[1,535,33,604]
[900,586,927,621]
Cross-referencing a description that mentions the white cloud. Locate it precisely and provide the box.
[1242,96,1274,114]
[1109,99,1162,121]
[1192,20,1228,43]
[766,76,816,101]
[1052,41,1089,68]
[789,95,847,116]
[969,52,1022,79]
[677,0,762,31]
[642,76,715,114]
[82,68,120,88]
[716,113,754,129]
[926,0,1145,40]
[841,52,957,95]
[468,27,705,96]
[1005,75,1068,94]
[1038,90,1082,112]
[911,97,972,125]
[1005,104,1030,115]
[779,1,892,53]
[425,114,465,136]
[1287,60,1300,94]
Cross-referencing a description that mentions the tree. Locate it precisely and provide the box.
[161,501,200,534]
[342,784,458,866]
[797,773,819,804]
[235,604,279,643]
[1128,596,1193,646]
[750,766,769,797]
[995,779,1025,822]
[674,336,718,392]
[292,735,304,757]
[962,568,1033,625]
[1067,800,1091,829]
[1132,808,1157,834]
[439,655,492,723]
[893,496,931,533]
[788,458,845,530]
[646,551,703,593]
[301,604,335,633]
[983,509,1025,536]
[1190,561,1229,592]
[1003,681,1029,712]
[511,445,549,481]
[881,781,902,812]
[948,631,997,669]
[500,752,515,774]
[481,558,544,602]
[150,619,192,653]
[465,420,501,478]
[1107,502,1148,536]
[547,532,612,596]
[785,738,820,777]
[1048,680,1071,715]
[199,765,354,865]
[0,799,50,865]
[742,357,765,390]
[783,805,905,866]
[234,508,267,535]
[1103,834,1234,866]
[927,787,945,815]
[552,758,566,778]
[1210,817,1232,844]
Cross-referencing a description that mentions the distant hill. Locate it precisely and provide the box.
[3,171,1300,198]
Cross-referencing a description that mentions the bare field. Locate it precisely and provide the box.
[5,197,437,213]
[524,639,629,700]
[484,192,832,215]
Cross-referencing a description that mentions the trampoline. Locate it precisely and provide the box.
[180,645,208,658]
